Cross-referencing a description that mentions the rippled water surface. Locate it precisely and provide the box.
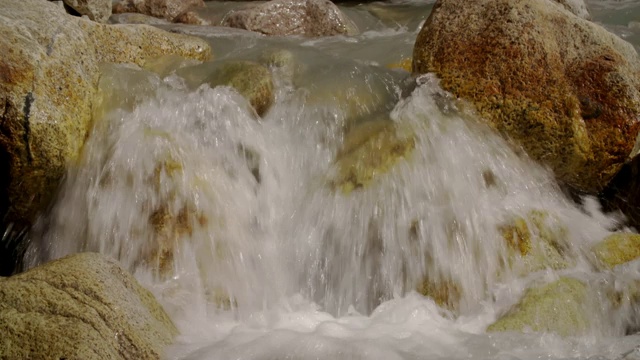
[28,1,640,359]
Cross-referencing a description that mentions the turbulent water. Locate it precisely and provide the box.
[24,1,640,359]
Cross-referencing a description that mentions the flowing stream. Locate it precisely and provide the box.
[24,1,640,359]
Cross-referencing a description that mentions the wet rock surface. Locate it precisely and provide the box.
[0,252,177,359]
[63,0,112,22]
[222,0,359,37]
[113,0,205,21]
[413,0,640,194]
[0,0,211,275]
[487,277,591,336]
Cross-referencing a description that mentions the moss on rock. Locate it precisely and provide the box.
[487,277,589,336]
[0,253,177,359]
[332,120,415,193]
[592,233,640,269]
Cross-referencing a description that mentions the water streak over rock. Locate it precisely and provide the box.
[0,0,211,233]
[413,0,640,193]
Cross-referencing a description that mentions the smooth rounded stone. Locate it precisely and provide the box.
[331,120,415,194]
[592,233,640,269]
[113,0,205,21]
[222,0,359,37]
[109,12,171,25]
[0,0,211,229]
[487,277,591,336]
[498,210,572,275]
[63,0,111,22]
[0,252,177,359]
[413,0,640,193]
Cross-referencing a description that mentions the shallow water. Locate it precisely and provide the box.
[27,1,640,359]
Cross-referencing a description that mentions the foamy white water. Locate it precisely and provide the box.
[25,1,640,359]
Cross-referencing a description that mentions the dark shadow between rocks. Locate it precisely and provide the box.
[600,156,640,231]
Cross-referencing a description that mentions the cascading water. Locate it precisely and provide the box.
[23,1,640,359]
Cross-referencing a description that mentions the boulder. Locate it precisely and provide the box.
[222,0,359,37]
[331,120,415,194]
[113,0,205,22]
[0,252,177,359]
[0,0,211,231]
[63,0,112,22]
[413,0,640,193]
[592,232,640,269]
[487,277,590,336]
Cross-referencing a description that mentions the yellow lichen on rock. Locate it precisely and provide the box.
[386,58,412,72]
[332,120,415,193]
[417,277,461,311]
[207,61,275,117]
[592,233,640,269]
[0,253,177,359]
[487,277,590,337]
[498,210,570,274]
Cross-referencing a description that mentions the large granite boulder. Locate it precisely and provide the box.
[0,252,177,359]
[413,0,640,193]
[0,0,211,231]
[113,0,205,22]
[63,0,112,22]
[222,0,359,37]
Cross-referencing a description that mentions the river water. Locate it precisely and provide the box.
[25,1,640,359]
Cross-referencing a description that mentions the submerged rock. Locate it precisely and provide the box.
[487,277,590,336]
[113,0,205,21]
[592,233,640,269]
[206,61,275,117]
[417,277,461,311]
[0,252,177,359]
[499,210,571,274]
[222,0,359,37]
[0,0,211,232]
[413,0,640,193]
[332,120,415,193]
[63,0,111,22]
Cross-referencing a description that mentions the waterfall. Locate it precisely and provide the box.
[23,1,640,358]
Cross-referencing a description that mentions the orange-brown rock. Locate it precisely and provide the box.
[413,0,640,193]
[0,0,211,231]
